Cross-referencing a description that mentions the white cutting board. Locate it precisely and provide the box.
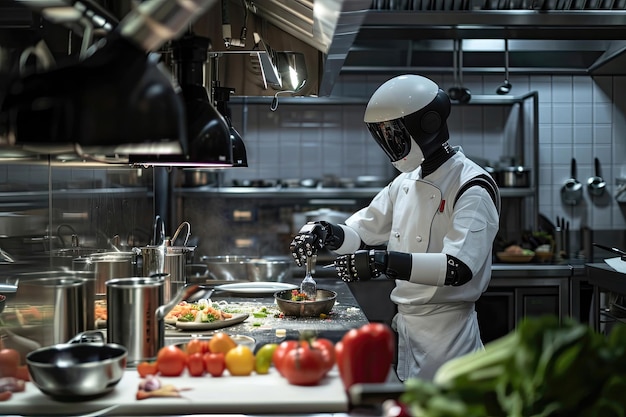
[2,368,348,416]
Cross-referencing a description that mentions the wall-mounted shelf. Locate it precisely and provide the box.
[231,93,535,106]
[0,187,151,203]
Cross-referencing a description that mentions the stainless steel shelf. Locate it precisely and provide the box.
[175,186,535,199]
[231,94,534,105]
[0,187,151,202]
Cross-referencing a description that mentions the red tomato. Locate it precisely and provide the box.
[281,344,326,386]
[156,345,187,377]
[311,338,335,375]
[203,352,226,377]
[272,340,299,376]
[0,348,20,378]
[185,339,209,356]
[187,352,205,377]
[137,361,159,378]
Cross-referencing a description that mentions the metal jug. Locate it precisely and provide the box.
[105,277,201,366]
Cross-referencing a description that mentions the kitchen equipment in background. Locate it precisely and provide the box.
[72,251,137,296]
[561,158,583,205]
[274,288,337,317]
[26,331,127,401]
[106,277,202,366]
[496,39,512,95]
[587,157,606,196]
[554,216,570,259]
[496,165,531,188]
[199,256,292,282]
[593,243,626,260]
[182,169,218,187]
[448,39,471,103]
[17,272,95,344]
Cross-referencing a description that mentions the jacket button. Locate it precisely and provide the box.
[394,232,400,238]
[416,235,422,242]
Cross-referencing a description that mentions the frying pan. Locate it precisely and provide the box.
[587,157,606,196]
[561,158,583,205]
[26,331,127,400]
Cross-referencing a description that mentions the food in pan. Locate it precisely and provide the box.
[165,300,233,323]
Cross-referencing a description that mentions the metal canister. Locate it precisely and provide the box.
[105,276,164,366]
[73,252,136,296]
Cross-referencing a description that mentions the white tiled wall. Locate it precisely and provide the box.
[226,73,626,233]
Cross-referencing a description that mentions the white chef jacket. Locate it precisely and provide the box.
[335,150,500,381]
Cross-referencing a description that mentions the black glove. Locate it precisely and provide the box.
[334,250,412,282]
[290,222,330,267]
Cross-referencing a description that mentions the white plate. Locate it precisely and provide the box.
[174,313,249,330]
[214,282,298,294]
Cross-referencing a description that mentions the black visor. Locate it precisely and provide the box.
[366,118,412,162]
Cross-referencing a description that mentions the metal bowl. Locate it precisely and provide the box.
[201,256,292,282]
[274,289,337,317]
[26,342,127,400]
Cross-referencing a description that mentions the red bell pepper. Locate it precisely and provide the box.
[336,322,395,390]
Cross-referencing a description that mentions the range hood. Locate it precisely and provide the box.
[343,5,626,76]
[192,0,371,97]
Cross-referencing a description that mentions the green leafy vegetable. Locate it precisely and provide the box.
[401,316,626,417]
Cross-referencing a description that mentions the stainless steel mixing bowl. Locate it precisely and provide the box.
[274,289,337,317]
[26,341,127,400]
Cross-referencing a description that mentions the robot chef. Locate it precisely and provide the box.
[290,74,501,381]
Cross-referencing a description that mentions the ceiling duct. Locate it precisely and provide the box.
[344,6,626,76]
[195,0,371,97]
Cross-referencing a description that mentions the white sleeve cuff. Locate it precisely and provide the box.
[333,224,362,254]
[409,253,447,286]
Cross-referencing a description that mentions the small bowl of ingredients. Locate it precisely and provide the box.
[274,289,337,317]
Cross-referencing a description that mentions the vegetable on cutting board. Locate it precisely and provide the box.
[400,316,626,417]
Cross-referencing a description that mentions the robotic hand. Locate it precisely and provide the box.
[290,221,345,267]
[334,250,411,282]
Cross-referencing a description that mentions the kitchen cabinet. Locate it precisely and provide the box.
[477,265,571,342]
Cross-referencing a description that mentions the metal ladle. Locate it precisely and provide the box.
[587,157,606,197]
[448,39,471,103]
[496,39,512,95]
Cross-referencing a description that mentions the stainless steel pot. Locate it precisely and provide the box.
[16,271,96,344]
[496,166,531,188]
[106,278,202,366]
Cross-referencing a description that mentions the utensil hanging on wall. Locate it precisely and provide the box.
[561,158,583,205]
[447,39,471,103]
[496,39,512,95]
[587,157,606,196]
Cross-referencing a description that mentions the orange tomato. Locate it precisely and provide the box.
[208,332,237,354]
[156,345,187,377]
[224,345,255,376]
[137,361,159,378]
[185,339,209,356]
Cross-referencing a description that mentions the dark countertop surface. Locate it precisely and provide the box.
[165,277,369,351]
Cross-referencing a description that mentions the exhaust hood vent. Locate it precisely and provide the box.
[344,7,626,76]
[195,0,371,97]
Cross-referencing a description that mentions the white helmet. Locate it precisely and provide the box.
[364,75,451,173]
